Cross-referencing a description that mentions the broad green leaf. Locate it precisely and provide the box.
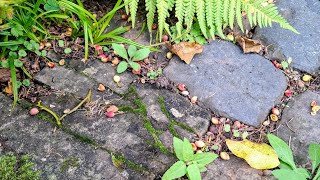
[129,61,140,71]
[192,153,218,167]
[226,139,280,169]
[133,48,150,61]
[281,61,289,69]
[279,160,292,170]
[41,50,47,57]
[162,161,187,180]
[18,50,27,57]
[183,138,194,162]
[35,50,41,56]
[187,164,201,180]
[58,40,65,47]
[272,169,308,180]
[309,143,320,173]
[267,134,296,169]
[294,168,310,179]
[173,137,184,161]
[22,79,31,87]
[11,26,23,37]
[64,48,72,54]
[117,61,128,73]
[112,44,128,60]
[128,45,137,58]
[14,59,23,67]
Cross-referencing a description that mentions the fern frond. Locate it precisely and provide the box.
[235,0,243,32]
[205,0,215,38]
[145,0,157,32]
[242,0,299,33]
[222,0,229,24]
[228,0,236,29]
[175,0,184,36]
[195,0,207,38]
[183,0,195,31]
[157,0,170,39]
[214,0,224,38]
[129,0,139,28]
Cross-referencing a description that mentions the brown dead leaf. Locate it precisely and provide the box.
[5,79,13,95]
[0,68,11,83]
[235,36,263,54]
[166,42,203,64]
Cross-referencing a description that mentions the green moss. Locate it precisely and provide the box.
[60,157,79,172]
[158,96,195,137]
[36,112,55,124]
[0,154,41,180]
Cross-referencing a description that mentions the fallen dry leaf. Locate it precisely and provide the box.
[5,79,13,95]
[0,68,11,82]
[166,42,203,64]
[226,139,280,169]
[236,36,263,54]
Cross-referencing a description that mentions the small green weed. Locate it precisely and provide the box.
[112,43,150,74]
[162,137,218,180]
[147,67,162,80]
[267,134,320,180]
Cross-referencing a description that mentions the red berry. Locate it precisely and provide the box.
[284,90,292,97]
[106,111,115,118]
[132,69,141,75]
[271,108,280,116]
[162,35,169,42]
[152,24,158,30]
[178,84,186,91]
[29,108,39,116]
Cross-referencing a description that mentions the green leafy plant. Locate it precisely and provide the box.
[267,134,320,180]
[125,0,298,40]
[0,154,41,180]
[170,22,207,45]
[147,67,162,80]
[162,137,218,180]
[112,43,150,74]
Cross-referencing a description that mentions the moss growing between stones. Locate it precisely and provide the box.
[60,157,79,172]
[158,96,195,137]
[0,154,41,180]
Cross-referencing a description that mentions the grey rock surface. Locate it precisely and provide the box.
[35,66,96,98]
[277,91,320,164]
[84,61,137,94]
[253,0,320,74]
[164,41,287,127]
[203,156,274,180]
[0,94,127,180]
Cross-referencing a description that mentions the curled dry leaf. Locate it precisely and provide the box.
[235,36,263,54]
[166,42,203,64]
[5,79,13,95]
[226,139,280,169]
[97,84,106,92]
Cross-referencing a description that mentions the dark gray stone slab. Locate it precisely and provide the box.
[164,41,287,127]
[253,0,320,74]
[83,61,136,94]
[35,66,96,98]
[0,94,126,180]
[277,91,320,164]
[135,84,211,136]
[203,156,273,180]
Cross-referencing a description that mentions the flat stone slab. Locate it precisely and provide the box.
[164,41,287,127]
[83,61,136,94]
[35,66,96,98]
[277,91,320,164]
[253,0,320,74]
[0,94,127,180]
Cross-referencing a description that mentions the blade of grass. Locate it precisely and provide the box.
[9,56,18,110]
[83,21,89,60]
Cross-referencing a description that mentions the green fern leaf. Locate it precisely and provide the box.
[184,0,195,31]
[175,0,184,36]
[223,0,230,23]
[228,0,236,29]
[124,0,131,14]
[146,0,157,32]
[214,0,224,38]
[236,0,244,32]
[130,0,139,28]
[195,0,207,38]
[205,0,215,38]
[157,0,170,39]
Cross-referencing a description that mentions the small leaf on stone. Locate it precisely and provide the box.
[226,139,280,169]
[235,36,263,54]
[117,61,128,74]
[162,161,187,180]
[166,42,203,64]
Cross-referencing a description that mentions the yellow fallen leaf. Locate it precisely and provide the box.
[226,139,280,169]
[166,42,203,64]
